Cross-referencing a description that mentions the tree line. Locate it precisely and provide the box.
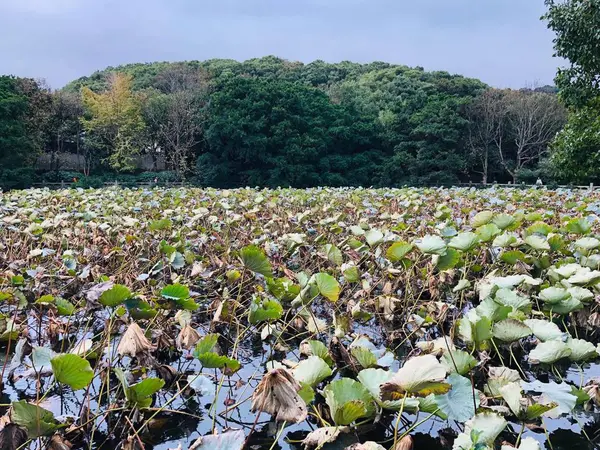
[3,0,599,190]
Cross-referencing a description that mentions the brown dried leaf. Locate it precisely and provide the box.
[251,368,307,423]
[117,322,156,358]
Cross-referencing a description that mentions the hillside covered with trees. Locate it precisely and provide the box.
[0,56,569,189]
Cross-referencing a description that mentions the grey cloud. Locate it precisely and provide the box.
[0,0,559,89]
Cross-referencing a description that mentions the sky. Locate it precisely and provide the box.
[0,0,560,89]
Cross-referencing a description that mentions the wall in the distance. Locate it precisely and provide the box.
[36,153,166,172]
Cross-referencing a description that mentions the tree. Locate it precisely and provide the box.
[544,0,600,109]
[0,76,52,169]
[81,73,146,172]
[500,90,566,182]
[0,76,35,169]
[45,91,84,172]
[465,89,507,184]
[144,65,210,178]
[543,0,600,182]
[549,99,600,183]
[200,77,382,188]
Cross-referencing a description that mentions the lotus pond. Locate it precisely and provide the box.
[1,186,600,450]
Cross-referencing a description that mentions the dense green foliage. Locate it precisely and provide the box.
[0,56,567,189]
[200,77,383,187]
[544,0,600,183]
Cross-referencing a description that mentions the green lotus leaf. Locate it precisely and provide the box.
[493,288,531,311]
[293,356,333,387]
[386,241,413,262]
[365,229,384,247]
[414,235,447,256]
[441,350,477,375]
[523,319,567,342]
[484,366,522,397]
[435,373,479,422]
[161,283,189,300]
[127,377,165,408]
[476,223,502,242]
[248,297,283,324]
[380,355,449,398]
[11,401,60,438]
[323,244,343,266]
[342,264,360,283]
[436,248,461,270]
[313,272,340,302]
[529,340,572,364]
[566,338,598,362]
[350,346,378,369]
[500,250,526,264]
[522,380,577,417]
[575,237,600,250]
[51,353,94,390]
[526,221,553,236]
[357,368,419,411]
[539,287,571,304]
[492,319,532,343]
[323,378,375,425]
[471,211,494,228]
[524,235,550,251]
[55,297,75,316]
[448,232,479,252]
[465,412,508,446]
[99,284,131,307]
[566,218,591,235]
[493,213,517,230]
[240,245,272,277]
[544,297,583,315]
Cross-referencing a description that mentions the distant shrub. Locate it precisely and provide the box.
[73,176,104,189]
[41,171,85,183]
[0,168,38,190]
[136,171,180,183]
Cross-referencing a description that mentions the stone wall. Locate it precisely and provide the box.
[36,153,166,172]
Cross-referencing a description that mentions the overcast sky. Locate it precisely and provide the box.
[0,0,559,89]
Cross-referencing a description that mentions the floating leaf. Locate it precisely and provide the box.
[566,338,598,362]
[441,350,477,375]
[99,284,131,307]
[435,373,479,422]
[492,319,531,343]
[386,241,413,262]
[380,355,449,399]
[323,378,375,425]
[522,380,577,417]
[187,430,245,450]
[365,229,384,247]
[161,283,189,300]
[414,235,447,256]
[249,297,283,324]
[51,354,94,390]
[313,273,340,302]
[241,245,272,277]
[11,401,59,438]
[437,248,460,270]
[293,356,332,387]
[529,340,572,364]
[449,232,479,252]
[523,319,566,342]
